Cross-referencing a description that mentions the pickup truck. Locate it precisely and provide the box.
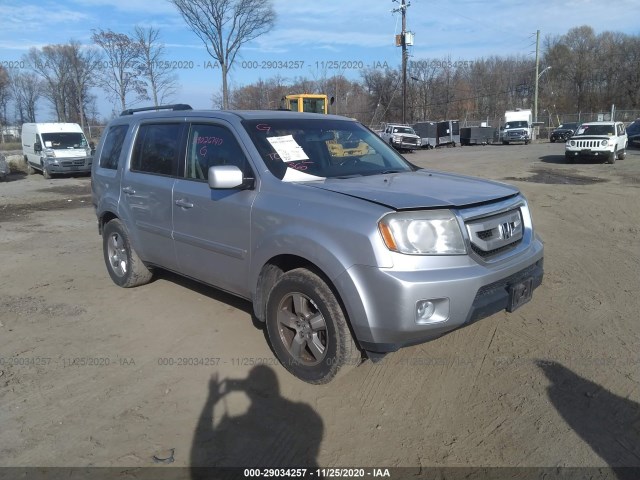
[379,124,421,152]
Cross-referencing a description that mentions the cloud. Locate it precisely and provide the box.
[0,4,90,31]
[71,0,176,15]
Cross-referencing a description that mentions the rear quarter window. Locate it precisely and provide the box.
[99,125,129,170]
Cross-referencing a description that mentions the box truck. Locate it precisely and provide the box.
[502,110,532,145]
[22,123,93,179]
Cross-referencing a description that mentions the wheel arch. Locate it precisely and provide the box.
[98,210,119,235]
[253,254,362,345]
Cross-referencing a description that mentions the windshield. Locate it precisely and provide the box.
[558,123,578,130]
[392,127,415,134]
[302,98,325,114]
[41,132,87,149]
[243,118,415,181]
[575,124,615,136]
[505,121,528,129]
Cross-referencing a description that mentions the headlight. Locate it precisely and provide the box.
[570,140,575,146]
[44,148,56,158]
[601,139,608,147]
[392,135,402,142]
[378,210,466,255]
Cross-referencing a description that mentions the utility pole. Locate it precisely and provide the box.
[533,29,540,125]
[393,0,410,124]
[401,0,407,124]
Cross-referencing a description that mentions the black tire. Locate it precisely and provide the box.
[617,148,626,160]
[550,138,555,143]
[265,268,359,384]
[102,218,153,288]
[565,153,574,164]
[607,149,616,164]
[502,141,508,145]
[42,166,52,179]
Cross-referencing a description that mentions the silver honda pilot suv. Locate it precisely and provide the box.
[92,105,544,384]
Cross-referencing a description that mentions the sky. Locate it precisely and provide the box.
[1,0,639,120]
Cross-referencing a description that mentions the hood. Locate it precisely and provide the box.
[569,135,615,140]
[305,170,519,209]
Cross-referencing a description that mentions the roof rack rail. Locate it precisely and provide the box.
[120,104,193,116]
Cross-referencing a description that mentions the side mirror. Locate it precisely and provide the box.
[208,165,246,189]
[34,141,42,153]
[89,141,96,153]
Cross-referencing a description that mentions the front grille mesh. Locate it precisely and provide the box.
[575,140,602,148]
[471,239,521,258]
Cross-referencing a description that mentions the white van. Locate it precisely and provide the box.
[22,123,93,178]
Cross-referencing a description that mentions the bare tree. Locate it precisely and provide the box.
[92,29,147,112]
[134,26,178,106]
[0,66,11,143]
[26,45,72,121]
[170,0,276,109]
[10,71,42,123]
[65,40,100,130]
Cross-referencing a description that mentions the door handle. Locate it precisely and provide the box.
[175,198,194,209]
[122,186,136,195]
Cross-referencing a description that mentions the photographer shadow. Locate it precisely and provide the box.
[537,361,640,479]
[190,366,323,478]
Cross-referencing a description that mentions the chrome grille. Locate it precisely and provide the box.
[466,209,523,258]
[61,159,87,167]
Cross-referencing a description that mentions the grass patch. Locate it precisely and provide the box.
[0,142,22,151]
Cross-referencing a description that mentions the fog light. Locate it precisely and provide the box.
[415,298,449,324]
[416,300,435,321]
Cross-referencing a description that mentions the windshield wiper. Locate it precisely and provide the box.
[334,174,364,179]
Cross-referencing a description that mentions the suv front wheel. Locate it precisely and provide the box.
[265,268,360,384]
[103,219,153,288]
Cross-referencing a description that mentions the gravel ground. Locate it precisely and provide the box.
[0,142,639,476]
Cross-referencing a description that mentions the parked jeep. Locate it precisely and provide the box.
[565,121,628,164]
[92,105,544,384]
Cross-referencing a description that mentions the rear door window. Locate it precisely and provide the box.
[130,123,184,176]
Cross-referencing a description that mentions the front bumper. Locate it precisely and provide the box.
[335,239,544,353]
[44,157,93,174]
[391,139,420,150]
[505,134,530,142]
[565,148,613,158]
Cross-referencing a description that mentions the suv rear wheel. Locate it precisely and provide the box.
[103,219,153,287]
[265,268,359,384]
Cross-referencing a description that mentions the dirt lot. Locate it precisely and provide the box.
[1,143,639,475]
